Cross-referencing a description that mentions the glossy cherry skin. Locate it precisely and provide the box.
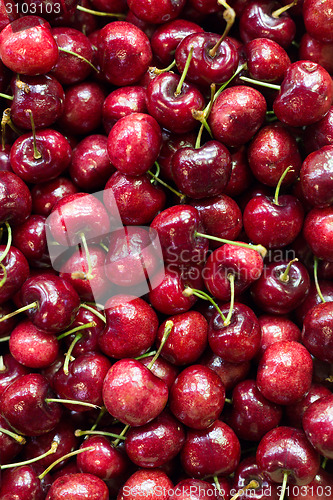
[90,0,127,13]
[303,395,333,459]
[302,302,333,363]
[243,195,304,249]
[303,207,333,261]
[208,303,261,363]
[61,306,104,358]
[256,426,320,486]
[69,134,115,192]
[46,473,109,500]
[170,478,228,500]
[257,315,301,359]
[300,145,333,207]
[257,340,313,405]
[303,0,333,44]
[146,72,205,134]
[19,273,80,333]
[171,141,232,199]
[10,129,72,184]
[140,356,179,391]
[287,468,333,500]
[1,373,62,436]
[224,146,254,197]
[239,0,296,48]
[10,74,65,130]
[103,86,148,134]
[0,16,58,74]
[12,215,50,269]
[0,171,32,226]
[107,113,162,176]
[204,244,264,301]
[151,18,203,65]
[229,379,282,441]
[244,37,291,83]
[232,456,279,500]
[125,409,185,468]
[0,412,24,464]
[158,130,196,181]
[118,469,173,500]
[98,21,152,86]
[169,365,225,429]
[199,348,250,391]
[127,0,186,24]
[31,177,78,216]
[248,123,301,187]
[273,61,333,127]
[181,420,241,478]
[175,32,239,87]
[99,295,158,359]
[299,33,333,75]
[0,353,29,397]
[0,465,44,500]
[103,359,169,427]
[285,383,332,429]
[209,86,267,148]
[0,302,18,339]
[303,106,333,154]
[0,245,30,304]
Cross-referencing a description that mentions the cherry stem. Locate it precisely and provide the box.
[175,46,194,97]
[100,242,109,252]
[0,427,26,444]
[192,110,213,138]
[224,274,235,326]
[16,77,30,93]
[0,301,38,323]
[27,109,42,160]
[135,350,157,360]
[214,63,247,102]
[147,320,174,370]
[113,424,130,447]
[75,429,126,440]
[90,406,107,431]
[279,472,289,500]
[273,166,292,205]
[322,457,328,469]
[0,336,10,342]
[38,445,94,479]
[80,303,106,323]
[0,222,12,264]
[279,258,298,283]
[58,47,98,72]
[225,398,233,404]
[0,93,13,101]
[1,441,58,470]
[76,5,126,18]
[195,84,217,149]
[149,60,176,75]
[0,262,7,288]
[230,480,260,500]
[272,0,297,18]
[79,232,94,280]
[63,333,82,375]
[195,232,267,258]
[239,75,281,91]
[213,476,224,499]
[183,287,227,323]
[210,2,236,57]
[148,163,186,202]
[45,398,101,410]
[57,321,96,340]
[0,355,5,371]
[2,108,21,136]
[314,256,326,303]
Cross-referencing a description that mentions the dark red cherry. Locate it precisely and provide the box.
[295,280,333,324]
[303,0,333,44]
[31,177,78,217]
[171,141,232,199]
[0,144,12,172]
[0,353,29,397]
[0,245,30,305]
[0,302,19,339]
[285,383,332,429]
[140,355,179,390]
[125,409,185,468]
[118,470,173,500]
[302,302,333,363]
[99,294,158,359]
[273,61,333,127]
[303,395,333,459]
[90,0,127,13]
[0,465,44,500]
[158,131,196,181]
[299,33,333,76]
[199,348,251,391]
[127,0,186,24]
[0,413,24,464]
[77,435,128,480]
[209,86,267,147]
[233,456,279,500]
[103,86,148,134]
[12,215,50,269]
[303,207,333,261]
[257,315,301,359]
[1,373,62,436]
[0,171,32,226]
[181,420,241,478]
[0,16,58,75]
[256,340,313,405]
[46,473,109,500]
[10,74,65,130]
[303,106,333,154]
[224,146,254,197]
[244,37,291,83]
[287,468,333,500]
[98,21,152,86]
[300,145,333,207]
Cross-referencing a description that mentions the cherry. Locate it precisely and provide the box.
[209,86,267,148]
[303,207,333,261]
[10,74,65,130]
[199,348,251,391]
[0,16,58,75]
[300,145,333,207]
[170,478,229,500]
[303,395,333,459]
[0,413,25,463]
[299,33,333,76]
[228,379,283,441]
[0,144,12,172]
[0,0,18,31]
[256,426,320,497]
[0,171,32,226]
[102,358,169,427]
[287,468,333,500]
[302,301,333,363]
[0,245,30,304]
[31,177,78,216]
[295,279,333,324]
[273,61,333,127]
[224,146,254,197]
[98,21,152,86]
[0,353,29,397]
[0,465,45,500]
[125,409,186,468]
[89,0,127,13]
[244,37,291,83]
[285,383,332,429]
[169,364,225,429]
[303,106,333,154]
[117,469,173,500]
[10,128,72,184]
[158,130,196,181]
[1,373,62,436]
[257,315,301,359]
[303,0,333,44]
[181,419,241,478]
[46,473,109,500]
[256,340,313,405]
[99,294,158,359]
[102,85,148,133]
[12,215,50,269]
[127,0,186,24]
[232,456,279,500]
[107,112,162,176]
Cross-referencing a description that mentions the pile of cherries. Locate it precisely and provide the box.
[0,0,333,499]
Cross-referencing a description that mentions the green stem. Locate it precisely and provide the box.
[99,242,109,252]
[58,47,98,72]
[45,398,101,410]
[0,93,13,100]
[79,232,94,280]
[183,287,227,322]
[224,398,233,404]
[274,166,292,205]
[0,427,26,444]
[0,336,10,342]
[322,457,328,469]
[80,304,106,323]
[90,406,107,432]
[175,46,194,96]
[223,274,235,326]
[279,258,298,283]
[214,63,247,101]
[230,480,260,500]
[0,355,5,371]
[38,446,94,479]
[239,75,281,90]
[209,3,235,57]
[0,222,12,264]
[75,429,126,440]
[1,442,58,469]
[213,476,224,499]
[279,472,289,500]
[0,301,38,323]
[150,60,176,75]
[195,232,267,258]
[314,256,326,303]
[195,84,216,149]
[57,321,96,340]
[147,321,173,370]
[113,424,130,447]
[148,165,186,202]
[63,333,82,375]
[272,0,297,18]
[27,109,42,160]
[135,350,157,360]
[195,124,204,149]
[76,5,126,18]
